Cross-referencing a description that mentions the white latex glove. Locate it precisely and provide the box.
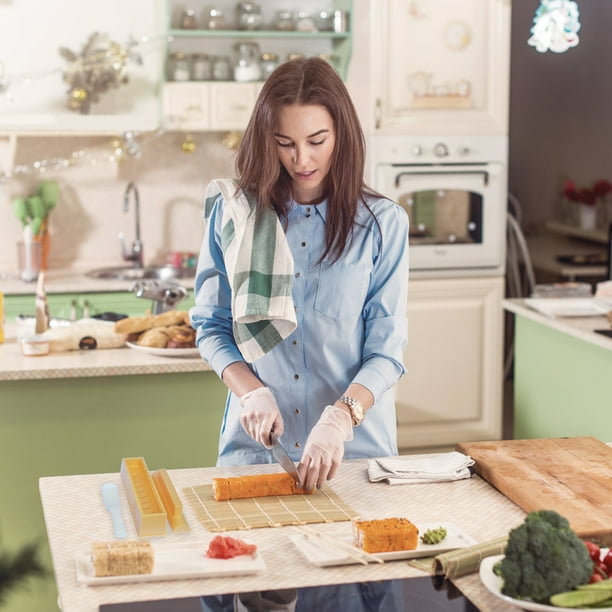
[239,387,283,448]
[297,405,354,491]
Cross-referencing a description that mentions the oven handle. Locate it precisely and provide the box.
[394,170,489,188]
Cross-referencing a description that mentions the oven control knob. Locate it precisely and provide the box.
[458,145,470,156]
[411,145,423,157]
[433,142,449,158]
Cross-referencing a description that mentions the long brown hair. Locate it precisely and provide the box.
[236,57,380,263]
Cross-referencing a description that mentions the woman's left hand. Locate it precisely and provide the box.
[297,406,353,491]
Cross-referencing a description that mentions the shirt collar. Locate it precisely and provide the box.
[288,198,328,221]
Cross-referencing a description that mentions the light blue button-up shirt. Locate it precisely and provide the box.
[190,193,409,466]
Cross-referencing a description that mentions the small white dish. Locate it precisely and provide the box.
[289,522,477,567]
[479,554,612,612]
[126,341,199,358]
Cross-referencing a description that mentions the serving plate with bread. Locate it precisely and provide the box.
[114,311,199,357]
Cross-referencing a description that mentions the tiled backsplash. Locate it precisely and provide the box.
[0,132,236,274]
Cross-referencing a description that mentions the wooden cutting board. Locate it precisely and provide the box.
[456,437,612,544]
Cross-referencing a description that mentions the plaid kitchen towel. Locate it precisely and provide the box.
[205,179,296,363]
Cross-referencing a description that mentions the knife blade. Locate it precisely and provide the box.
[271,437,301,487]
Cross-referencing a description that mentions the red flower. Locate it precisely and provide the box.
[592,179,612,198]
[562,179,610,206]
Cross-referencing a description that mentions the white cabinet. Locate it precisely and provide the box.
[163,82,261,131]
[396,276,504,451]
[163,83,211,131]
[369,0,511,135]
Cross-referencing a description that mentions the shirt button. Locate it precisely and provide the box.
[294,408,300,414]
[294,442,301,448]
[293,374,299,380]
[301,241,306,247]
[295,272,301,278]
[292,340,297,345]
[305,207,311,213]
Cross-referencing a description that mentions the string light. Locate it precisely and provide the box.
[0,129,166,182]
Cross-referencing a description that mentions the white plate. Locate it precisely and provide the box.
[126,341,199,358]
[76,543,265,586]
[289,522,477,567]
[524,298,612,318]
[480,554,612,612]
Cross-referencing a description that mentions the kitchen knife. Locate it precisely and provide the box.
[271,437,301,487]
[101,482,127,539]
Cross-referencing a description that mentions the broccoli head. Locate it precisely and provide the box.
[498,509,592,603]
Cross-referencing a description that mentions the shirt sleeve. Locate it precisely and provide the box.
[189,194,245,377]
[352,200,409,400]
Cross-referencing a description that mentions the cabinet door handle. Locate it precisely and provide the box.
[375,98,381,130]
[69,299,78,321]
[82,299,91,319]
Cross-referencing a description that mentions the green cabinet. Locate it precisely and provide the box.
[0,370,225,612]
[4,291,195,323]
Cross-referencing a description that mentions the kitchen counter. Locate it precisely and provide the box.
[504,298,612,440]
[0,324,212,382]
[503,298,612,352]
[39,460,526,612]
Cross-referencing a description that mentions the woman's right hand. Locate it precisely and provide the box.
[239,387,283,448]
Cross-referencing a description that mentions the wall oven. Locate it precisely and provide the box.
[370,134,508,276]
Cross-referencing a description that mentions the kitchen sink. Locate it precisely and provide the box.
[85,265,195,282]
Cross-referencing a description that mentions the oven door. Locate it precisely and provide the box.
[376,163,506,273]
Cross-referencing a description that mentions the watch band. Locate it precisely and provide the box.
[339,395,365,426]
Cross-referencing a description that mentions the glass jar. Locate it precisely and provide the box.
[237,2,263,31]
[212,55,232,81]
[204,8,226,30]
[260,52,279,79]
[191,53,212,81]
[315,10,334,31]
[167,52,191,81]
[274,9,294,31]
[179,9,198,29]
[234,42,262,82]
[295,11,316,32]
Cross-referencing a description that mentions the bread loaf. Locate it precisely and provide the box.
[136,327,172,348]
[212,473,310,501]
[114,311,189,335]
[91,540,154,577]
[352,518,419,553]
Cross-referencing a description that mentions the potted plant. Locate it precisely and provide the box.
[562,179,610,231]
[0,539,47,606]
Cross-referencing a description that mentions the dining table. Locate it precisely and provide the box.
[39,458,527,611]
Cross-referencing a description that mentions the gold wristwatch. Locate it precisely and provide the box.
[339,395,365,426]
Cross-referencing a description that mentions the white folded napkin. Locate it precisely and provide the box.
[368,451,475,485]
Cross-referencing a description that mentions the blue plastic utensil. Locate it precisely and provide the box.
[101,482,127,539]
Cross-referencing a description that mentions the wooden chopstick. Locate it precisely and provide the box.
[294,526,384,565]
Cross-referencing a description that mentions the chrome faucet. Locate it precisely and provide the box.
[119,181,143,267]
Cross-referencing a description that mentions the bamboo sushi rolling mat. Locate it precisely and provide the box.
[182,483,358,531]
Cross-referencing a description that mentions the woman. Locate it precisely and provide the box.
[190,57,409,493]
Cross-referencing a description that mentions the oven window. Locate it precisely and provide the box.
[399,189,483,245]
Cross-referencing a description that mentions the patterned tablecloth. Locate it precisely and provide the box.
[39,459,526,612]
